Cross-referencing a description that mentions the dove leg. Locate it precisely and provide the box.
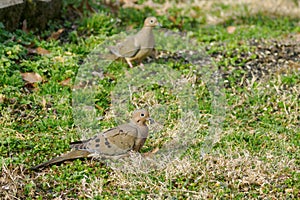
[125,58,134,68]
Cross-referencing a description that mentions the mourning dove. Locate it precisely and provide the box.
[106,16,161,68]
[31,109,153,169]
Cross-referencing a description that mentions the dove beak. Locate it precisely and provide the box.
[157,22,162,27]
[147,118,155,125]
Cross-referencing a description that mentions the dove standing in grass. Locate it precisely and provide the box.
[107,16,161,68]
[31,109,153,169]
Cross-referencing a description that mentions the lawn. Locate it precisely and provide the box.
[1,0,299,199]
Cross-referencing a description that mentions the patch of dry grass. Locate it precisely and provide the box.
[1,163,30,199]
[72,149,298,198]
[204,0,300,24]
[1,147,298,198]
[120,0,300,24]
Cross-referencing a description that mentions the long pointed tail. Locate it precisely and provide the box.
[31,150,91,170]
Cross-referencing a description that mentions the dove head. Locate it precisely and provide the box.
[131,109,152,126]
[144,17,161,28]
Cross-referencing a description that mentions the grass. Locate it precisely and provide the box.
[1,0,299,199]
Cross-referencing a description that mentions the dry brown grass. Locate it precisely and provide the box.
[1,163,28,199]
[203,0,300,23]
[119,0,300,24]
[1,148,298,199]
[71,149,298,199]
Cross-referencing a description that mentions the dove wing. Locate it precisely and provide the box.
[104,124,138,153]
[110,36,140,58]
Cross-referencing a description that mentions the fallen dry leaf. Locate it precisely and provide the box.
[95,104,104,112]
[84,0,96,13]
[65,52,73,56]
[227,26,236,34]
[36,47,51,55]
[23,41,36,48]
[22,19,28,33]
[60,78,72,86]
[47,28,65,41]
[74,0,96,17]
[168,15,177,24]
[21,72,43,83]
[41,97,47,110]
[53,56,65,63]
[0,94,5,104]
[27,48,37,54]
[285,188,293,193]
[143,147,159,157]
[168,15,183,29]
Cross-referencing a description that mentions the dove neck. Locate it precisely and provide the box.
[140,27,154,35]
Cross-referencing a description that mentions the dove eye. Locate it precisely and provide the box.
[140,113,145,117]
[150,20,154,23]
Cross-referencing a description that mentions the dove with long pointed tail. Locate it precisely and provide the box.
[31,109,153,169]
